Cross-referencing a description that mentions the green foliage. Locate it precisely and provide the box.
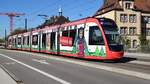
[93,47,99,56]
[0,38,5,43]
[125,39,131,48]
[43,16,70,26]
[139,35,148,45]
[99,48,105,57]
[121,36,131,49]
[11,28,26,35]
[139,35,150,53]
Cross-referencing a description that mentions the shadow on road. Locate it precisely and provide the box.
[57,55,138,64]
[68,57,137,64]
[2,49,138,64]
[102,57,137,63]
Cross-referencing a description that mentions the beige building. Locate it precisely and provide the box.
[94,0,150,49]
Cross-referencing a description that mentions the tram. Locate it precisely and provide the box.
[8,17,124,60]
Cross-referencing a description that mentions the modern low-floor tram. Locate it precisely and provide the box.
[8,17,124,60]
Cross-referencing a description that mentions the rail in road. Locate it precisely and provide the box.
[0,49,150,84]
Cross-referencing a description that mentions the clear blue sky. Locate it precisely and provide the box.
[0,0,103,38]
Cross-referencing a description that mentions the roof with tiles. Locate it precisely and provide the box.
[94,0,150,16]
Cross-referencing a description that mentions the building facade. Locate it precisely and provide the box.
[94,0,150,49]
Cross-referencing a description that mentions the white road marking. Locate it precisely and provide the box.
[45,56,150,80]
[0,54,71,84]
[2,50,150,80]
[128,60,150,66]
[32,59,49,65]
[15,51,150,80]
[3,62,16,65]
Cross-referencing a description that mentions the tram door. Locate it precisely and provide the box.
[50,32,56,51]
[42,33,46,50]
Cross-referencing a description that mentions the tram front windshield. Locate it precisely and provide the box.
[99,18,123,51]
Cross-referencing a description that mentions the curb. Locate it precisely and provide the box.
[125,52,150,58]
[0,65,24,84]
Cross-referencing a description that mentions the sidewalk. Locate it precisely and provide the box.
[125,52,150,57]
[0,65,17,84]
[124,52,150,60]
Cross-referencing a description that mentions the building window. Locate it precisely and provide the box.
[120,27,128,35]
[142,16,150,23]
[133,40,137,48]
[144,16,148,22]
[129,27,136,35]
[133,27,137,35]
[148,17,150,24]
[142,16,146,23]
[129,14,136,23]
[120,14,128,23]
[125,2,131,9]
[146,28,150,36]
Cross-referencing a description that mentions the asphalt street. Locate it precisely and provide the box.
[0,49,150,84]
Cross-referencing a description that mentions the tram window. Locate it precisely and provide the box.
[14,38,16,45]
[46,33,50,49]
[22,37,24,45]
[24,36,28,45]
[32,35,38,45]
[42,33,46,47]
[62,30,68,37]
[27,36,29,45]
[50,32,56,49]
[23,37,25,45]
[18,37,21,45]
[89,26,104,45]
[69,29,76,46]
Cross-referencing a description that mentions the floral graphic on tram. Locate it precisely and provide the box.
[71,27,106,57]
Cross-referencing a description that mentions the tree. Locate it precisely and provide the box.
[0,38,5,43]
[121,36,131,50]
[10,28,26,35]
[139,35,150,53]
[38,15,70,28]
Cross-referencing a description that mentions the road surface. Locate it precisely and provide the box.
[0,49,150,84]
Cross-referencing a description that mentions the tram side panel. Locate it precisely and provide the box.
[59,25,77,57]
[12,35,18,49]
[51,31,57,54]
[84,22,107,59]
[17,34,22,50]
[22,32,31,51]
[59,22,107,60]
[31,31,40,52]
[7,18,123,60]
[40,32,47,52]
[38,28,56,54]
